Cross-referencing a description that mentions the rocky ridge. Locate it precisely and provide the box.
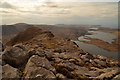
[2,23,87,46]
[2,27,120,80]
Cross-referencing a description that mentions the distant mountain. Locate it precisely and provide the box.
[2,25,19,35]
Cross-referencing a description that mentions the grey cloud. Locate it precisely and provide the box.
[36,1,58,8]
[35,2,58,11]
[42,2,72,8]
[0,2,17,9]
[44,2,58,7]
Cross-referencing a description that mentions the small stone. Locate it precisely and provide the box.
[56,73,66,78]
[53,49,62,53]
[69,59,75,62]
[36,50,46,57]
[94,59,107,67]
[80,52,86,55]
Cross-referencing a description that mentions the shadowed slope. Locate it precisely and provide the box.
[5,27,54,46]
[2,23,88,46]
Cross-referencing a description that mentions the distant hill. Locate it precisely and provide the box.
[2,23,88,45]
[5,27,54,46]
[2,25,19,35]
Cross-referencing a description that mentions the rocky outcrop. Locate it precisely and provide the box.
[2,44,31,68]
[23,55,56,79]
[2,27,120,80]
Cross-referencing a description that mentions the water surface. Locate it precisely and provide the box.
[85,31,117,44]
[77,30,119,59]
[75,41,119,59]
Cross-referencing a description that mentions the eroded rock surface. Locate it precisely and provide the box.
[23,55,56,79]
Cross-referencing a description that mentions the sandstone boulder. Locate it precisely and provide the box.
[23,55,56,79]
[2,44,30,68]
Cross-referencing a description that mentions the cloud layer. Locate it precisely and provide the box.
[0,1,118,28]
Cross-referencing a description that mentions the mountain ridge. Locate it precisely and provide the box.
[2,23,88,46]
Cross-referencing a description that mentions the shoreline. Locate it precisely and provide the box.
[80,30,120,52]
[81,37,119,52]
[100,29,120,45]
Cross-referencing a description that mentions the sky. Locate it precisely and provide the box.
[0,0,119,28]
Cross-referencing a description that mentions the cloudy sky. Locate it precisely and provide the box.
[0,0,119,28]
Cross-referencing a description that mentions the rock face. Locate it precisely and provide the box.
[2,44,30,68]
[23,55,56,79]
[2,64,20,78]
[2,27,120,80]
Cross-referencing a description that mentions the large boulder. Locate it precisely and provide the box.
[2,44,30,68]
[2,64,20,78]
[23,55,56,79]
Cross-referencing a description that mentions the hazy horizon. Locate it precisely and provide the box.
[0,0,119,28]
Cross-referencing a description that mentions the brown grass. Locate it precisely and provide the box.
[5,27,54,47]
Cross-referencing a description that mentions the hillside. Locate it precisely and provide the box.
[2,27,120,80]
[2,23,87,46]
